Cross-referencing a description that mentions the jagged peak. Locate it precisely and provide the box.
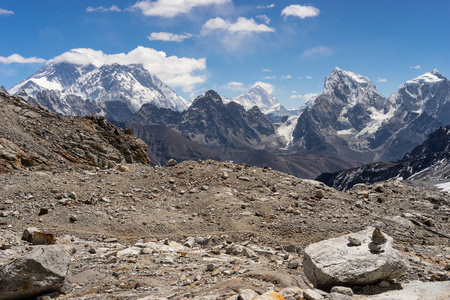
[324,67,376,96]
[193,90,223,105]
[431,68,441,77]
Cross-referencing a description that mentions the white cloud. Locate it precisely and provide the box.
[0,54,46,64]
[51,47,206,92]
[256,14,270,24]
[131,0,230,18]
[264,75,276,79]
[225,81,246,92]
[202,17,274,34]
[281,74,291,79]
[282,5,319,19]
[252,81,274,94]
[86,5,121,13]
[377,78,387,83]
[409,65,421,69]
[302,46,333,59]
[257,4,275,9]
[290,93,318,101]
[0,8,14,16]
[261,69,271,72]
[306,75,312,79]
[148,32,193,42]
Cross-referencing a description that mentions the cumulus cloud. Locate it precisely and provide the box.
[409,65,421,69]
[0,8,14,16]
[225,81,246,92]
[282,5,319,19]
[256,14,270,24]
[281,74,291,79]
[131,0,230,18]
[0,54,46,64]
[264,75,276,79]
[301,46,333,59]
[148,32,193,42]
[86,5,121,12]
[252,81,274,94]
[51,47,206,92]
[306,75,312,79]
[257,4,275,9]
[201,17,274,34]
[377,78,387,83]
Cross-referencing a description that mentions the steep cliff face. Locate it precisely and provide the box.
[292,68,450,163]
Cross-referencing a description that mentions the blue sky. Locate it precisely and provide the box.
[0,0,449,109]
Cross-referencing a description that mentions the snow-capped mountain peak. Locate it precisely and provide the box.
[323,67,380,107]
[8,62,95,97]
[8,61,190,116]
[404,69,446,86]
[324,67,375,91]
[225,85,288,116]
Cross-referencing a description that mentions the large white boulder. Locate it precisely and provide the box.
[303,227,407,290]
[0,245,71,299]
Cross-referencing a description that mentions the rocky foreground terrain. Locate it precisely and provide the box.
[0,160,449,299]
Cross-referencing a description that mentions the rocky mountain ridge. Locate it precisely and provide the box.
[8,62,190,119]
[120,90,357,177]
[292,68,450,164]
[317,125,450,190]
[0,92,149,171]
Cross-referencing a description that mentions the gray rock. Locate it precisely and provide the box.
[288,260,299,269]
[303,227,407,290]
[284,244,297,253]
[315,190,324,199]
[0,245,71,300]
[378,280,390,288]
[303,289,325,300]
[238,289,259,300]
[327,293,352,300]
[23,227,40,242]
[330,286,353,296]
[347,236,361,246]
[184,237,195,248]
[165,159,178,167]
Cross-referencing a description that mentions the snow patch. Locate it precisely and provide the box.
[276,115,299,148]
[435,182,450,193]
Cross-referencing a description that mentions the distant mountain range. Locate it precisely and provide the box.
[8,62,190,120]
[317,125,450,190]
[291,68,449,163]
[6,59,450,179]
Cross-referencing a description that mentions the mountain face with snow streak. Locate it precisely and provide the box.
[317,125,450,190]
[8,62,189,120]
[224,85,289,116]
[291,67,395,162]
[291,68,450,163]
